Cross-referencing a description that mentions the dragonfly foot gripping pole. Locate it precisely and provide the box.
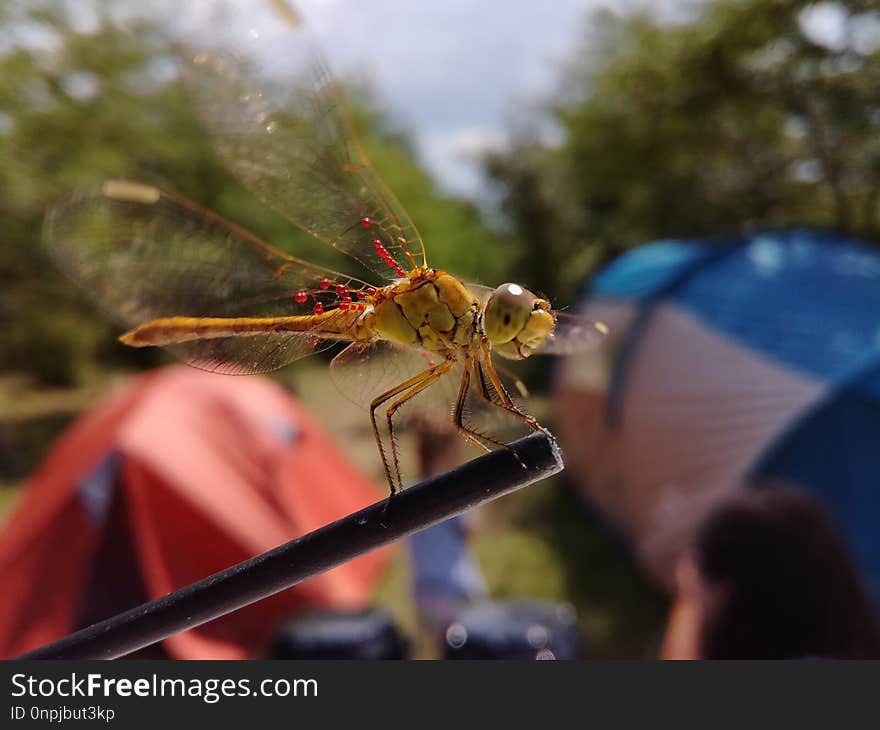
[17,432,563,660]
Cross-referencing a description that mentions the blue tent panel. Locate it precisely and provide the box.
[752,365,880,602]
[590,239,720,299]
[592,230,880,389]
[589,229,880,602]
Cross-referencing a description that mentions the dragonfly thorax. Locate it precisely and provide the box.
[369,270,480,354]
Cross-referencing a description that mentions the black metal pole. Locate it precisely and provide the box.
[17,432,562,660]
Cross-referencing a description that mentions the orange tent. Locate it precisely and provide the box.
[0,365,390,659]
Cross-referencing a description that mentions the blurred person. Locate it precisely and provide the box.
[661,485,880,660]
[408,423,487,638]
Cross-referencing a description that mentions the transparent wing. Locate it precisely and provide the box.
[465,282,495,305]
[43,181,372,374]
[184,26,426,281]
[330,340,460,418]
[166,334,334,376]
[537,311,609,356]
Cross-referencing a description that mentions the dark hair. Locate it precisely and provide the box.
[693,485,880,659]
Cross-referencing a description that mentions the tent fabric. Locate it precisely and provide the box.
[592,229,880,385]
[0,366,391,659]
[555,302,824,581]
[556,229,880,598]
[752,361,880,595]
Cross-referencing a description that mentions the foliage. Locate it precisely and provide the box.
[486,0,880,305]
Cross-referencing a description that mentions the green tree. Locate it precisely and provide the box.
[487,0,880,304]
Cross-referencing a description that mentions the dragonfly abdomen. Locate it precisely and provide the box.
[119,310,367,347]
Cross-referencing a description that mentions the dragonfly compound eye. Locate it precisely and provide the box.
[484,283,539,345]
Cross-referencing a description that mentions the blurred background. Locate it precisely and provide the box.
[1,0,879,658]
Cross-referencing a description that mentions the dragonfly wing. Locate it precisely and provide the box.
[164,334,335,376]
[185,29,426,281]
[44,181,367,374]
[330,340,460,417]
[536,312,609,356]
[464,282,495,306]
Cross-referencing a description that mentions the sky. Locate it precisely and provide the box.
[13,0,860,201]
[295,0,647,198]
[171,0,706,200]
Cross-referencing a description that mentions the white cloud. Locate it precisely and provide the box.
[852,12,880,56]
[418,126,507,198]
[798,2,849,52]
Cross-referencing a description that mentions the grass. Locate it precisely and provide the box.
[0,363,668,658]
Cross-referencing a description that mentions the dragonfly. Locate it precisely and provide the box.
[43,13,607,496]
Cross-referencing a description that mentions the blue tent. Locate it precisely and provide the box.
[554,229,880,598]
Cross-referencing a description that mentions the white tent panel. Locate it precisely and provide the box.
[554,301,826,586]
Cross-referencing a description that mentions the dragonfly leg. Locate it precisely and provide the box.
[471,353,548,471]
[476,347,546,434]
[383,362,452,494]
[451,364,507,452]
[491,361,529,399]
[369,362,452,496]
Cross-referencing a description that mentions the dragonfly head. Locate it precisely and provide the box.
[483,283,555,360]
